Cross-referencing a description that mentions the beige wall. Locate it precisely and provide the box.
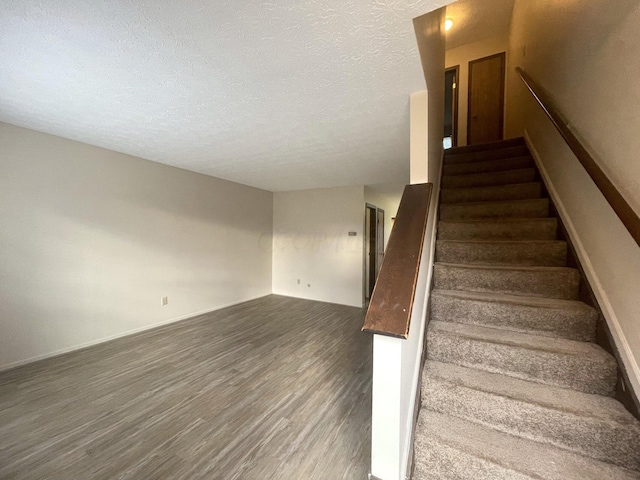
[505,0,640,393]
[272,186,365,307]
[0,122,273,370]
[506,0,640,213]
[414,9,446,183]
[445,35,509,147]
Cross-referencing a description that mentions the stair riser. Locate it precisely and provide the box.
[433,264,581,300]
[423,380,640,470]
[445,137,525,158]
[440,199,549,221]
[430,293,596,341]
[435,241,567,267]
[443,156,532,177]
[445,145,530,165]
[414,439,535,480]
[415,410,640,480]
[441,183,543,204]
[426,328,617,395]
[442,169,536,189]
[437,219,558,241]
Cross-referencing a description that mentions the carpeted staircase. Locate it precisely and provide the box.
[413,138,640,479]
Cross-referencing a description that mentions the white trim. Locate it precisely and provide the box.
[525,131,640,396]
[0,294,270,373]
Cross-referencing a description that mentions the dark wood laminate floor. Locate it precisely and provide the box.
[0,295,372,480]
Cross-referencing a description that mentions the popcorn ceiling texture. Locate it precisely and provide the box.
[0,0,452,192]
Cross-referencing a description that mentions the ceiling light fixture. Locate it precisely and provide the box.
[444,18,454,31]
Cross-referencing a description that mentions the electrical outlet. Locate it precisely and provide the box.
[297,279,301,285]
[161,296,168,306]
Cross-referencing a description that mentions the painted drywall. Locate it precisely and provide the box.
[0,122,273,370]
[506,0,640,213]
[364,184,404,250]
[445,34,509,147]
[415,10,446,180]
[410,91,430,184]
[371,9,446,480]
[505,0,640,392]
[272,186,364,307]
[405,10,445,479]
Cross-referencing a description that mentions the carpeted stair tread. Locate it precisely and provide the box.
[440,198,549,221]
[414,410,640,480]
[437,217,558,241]
[441,168,536,188]
[418,137,639,477]
[422,360,640,470]
[426,320,617,395]
[444,144,530,165]
[440,182,543,204]
[433,262,581,300]
[430,289,597,341]
[443,156,532,176]
[435,239,567,266]
[445,137,525,158]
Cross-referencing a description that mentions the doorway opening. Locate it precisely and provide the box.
[444,65,459,149]
[365,204,385,301]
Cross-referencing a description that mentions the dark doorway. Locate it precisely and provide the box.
[444,66,459,148]
[365,204,385,300]
[467,52,505,145]
[376,208,385,279]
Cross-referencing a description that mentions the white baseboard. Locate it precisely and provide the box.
[270,291,362,308]
[0,293,270,373]
[525,132,640,397]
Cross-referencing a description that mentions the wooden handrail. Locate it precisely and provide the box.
[362,183,432,338]
[516,67,640,248]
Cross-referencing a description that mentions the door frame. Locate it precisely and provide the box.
[364,204,377,300]
[445,65,460,147]
[467,52,506,145]
[376,208,385,278]
[364,203,385,302]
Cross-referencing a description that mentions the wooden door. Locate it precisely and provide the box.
[467,52,505,145]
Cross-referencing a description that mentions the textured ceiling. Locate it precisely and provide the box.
[445,0,515,50]
[0,0,453,192]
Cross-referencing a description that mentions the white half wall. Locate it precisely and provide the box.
[370,8,446,480]
[445,34,509,147]
[506,0,640,393]
[272,186,364,307]
[0,122,273,370]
